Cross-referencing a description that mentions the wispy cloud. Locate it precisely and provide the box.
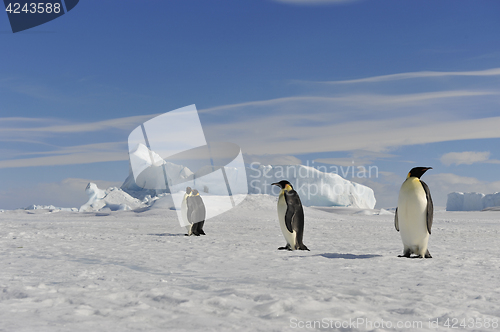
[0,114,156,168]
[243,154,302,166]
[310,68,500,84]
[440,151,500,166]
[4,68,500,170]
[0,142,129,169]
[201,84,500,156]
[314,150,398,167]
[0,114,158,136]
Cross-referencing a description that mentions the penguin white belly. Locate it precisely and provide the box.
[398,178,429,255]
[277,194,296,249]
[181,193,192,234]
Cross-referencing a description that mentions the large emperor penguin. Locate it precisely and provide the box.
[187,189,206,236]
[395,167,433,258]
[271,180,309,251]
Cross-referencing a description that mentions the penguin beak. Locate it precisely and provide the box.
[271,182,280,187]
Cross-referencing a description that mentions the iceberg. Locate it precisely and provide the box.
[246,164,376,209]
[121,163,376,209]
[80,183,146,212]
[446,192,500,211]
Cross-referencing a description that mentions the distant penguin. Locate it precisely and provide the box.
[187,189,206,236]
[271,180,309,251]
[181,187,194,235]
[395,167,433,258]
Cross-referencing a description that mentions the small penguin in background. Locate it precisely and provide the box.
[395,167,433,258]
[271,180,309,251]
[181,187,193,235]
[187,189,206,236]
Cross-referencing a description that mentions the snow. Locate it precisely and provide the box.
[447,192,500,211]
[24,205,78,212]
[1,195,499,331]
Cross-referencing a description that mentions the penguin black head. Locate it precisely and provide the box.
[408,167,432,179]
[192,189,200,196]
[186,187,192,194]
[271,180,293,191]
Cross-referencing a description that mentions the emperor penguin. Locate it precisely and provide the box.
[271,180,309,251]
[187,189,206,236]
[395,167,433,258]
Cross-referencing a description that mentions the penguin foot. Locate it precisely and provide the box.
[398,253,411,258]
[298,245,309,251]
[398,248,411,258]
[199,231,206,235]
[424,250,432,258]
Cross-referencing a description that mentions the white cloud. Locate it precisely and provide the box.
[200,83,500,159]
[243,154,302,166]
[4,68,500,170]
[0,114,158,168]
[315,150,398,167]
[314,158,365,167]
[204,108,500,156]
[0,142,129,169]
[0,114,158,137]
[440,151,491,166]
[313,68,500,84]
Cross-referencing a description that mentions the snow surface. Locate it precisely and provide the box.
[447,192,500,211]
[1,195,499,331]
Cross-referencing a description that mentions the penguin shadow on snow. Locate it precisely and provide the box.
[316,253,382,260]
[147,233,187,237]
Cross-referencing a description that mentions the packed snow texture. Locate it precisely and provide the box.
[122,163,376,209]
[1,195,499,331]
[446,192,500,211]
[24,205,78,212]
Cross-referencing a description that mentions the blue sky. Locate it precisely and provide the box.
[2,0,500,209]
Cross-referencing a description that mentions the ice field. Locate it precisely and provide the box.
[1,194,499,331]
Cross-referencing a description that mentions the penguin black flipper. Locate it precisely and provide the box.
[421,180,433,234]
[193,195,206,235]
[186,195,199,236]
[394,207,399,232]
[284,189,301,234]
[284,189,308,250]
